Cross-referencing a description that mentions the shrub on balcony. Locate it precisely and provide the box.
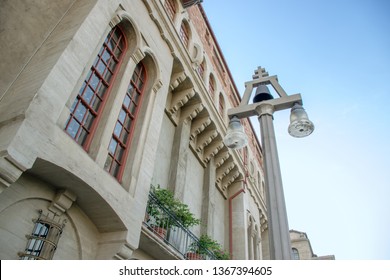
[188,234,230,260]
[147,185,201,230]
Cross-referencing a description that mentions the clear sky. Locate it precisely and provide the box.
[202,0,390,260]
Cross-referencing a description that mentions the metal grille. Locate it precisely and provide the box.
[19,210,66,260]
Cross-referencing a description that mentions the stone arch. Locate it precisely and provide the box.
[111,10,142,55]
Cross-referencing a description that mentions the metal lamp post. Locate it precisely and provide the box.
[223,67,314,260]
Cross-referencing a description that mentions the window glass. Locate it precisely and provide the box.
[65,26,126,150]
[104,62,147,180]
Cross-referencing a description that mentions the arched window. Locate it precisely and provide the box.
[164,0,177,21]
[197,59,205,79]
[218,93,225,117]
[64,26,126,150]
[179,21,190,48]
[208,73,215,98]
[104,62,147,180]
[292,248,300,260]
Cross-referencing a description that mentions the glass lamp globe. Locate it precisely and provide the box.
[288,103,315,137]
[223,116,248,149]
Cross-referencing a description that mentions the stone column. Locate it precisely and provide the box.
[201,157,216,236]
[228,182,247,259]
[168,120,191,200]
[257,103,292,260]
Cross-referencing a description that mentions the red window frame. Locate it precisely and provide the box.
[164,0,176,21]
[64,26,127,150]
[208,74,215,96]
[104,62,147,181]
[219,93,225,116]
[197,60,205,78]
[179,22,190,48]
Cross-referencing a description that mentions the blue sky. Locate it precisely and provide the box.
[202,0,390,260]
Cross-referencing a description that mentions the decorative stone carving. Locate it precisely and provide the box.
[0,155,26,194]
[215,150,230,167]
[221,168,240,191]
[131,48,145,64]
[181,101,204,123]
[169,88,195,115]
[203,140,224,164]
[49,189,77,216]
[216,160,235,183]
[190,115,211,140]
[169,71,187,91]
[196,129,218,152]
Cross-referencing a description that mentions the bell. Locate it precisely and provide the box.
[253,84,274,103]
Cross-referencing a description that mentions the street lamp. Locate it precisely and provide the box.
[223,66,314,260]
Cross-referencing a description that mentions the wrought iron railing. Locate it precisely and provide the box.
[143,191,217,260]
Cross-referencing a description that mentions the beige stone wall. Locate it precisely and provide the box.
[0,0,269,260]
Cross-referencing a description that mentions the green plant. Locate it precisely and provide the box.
[188,234,230,260]
[147,185,200,229]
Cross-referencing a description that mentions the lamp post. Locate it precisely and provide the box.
[223,67,314,260]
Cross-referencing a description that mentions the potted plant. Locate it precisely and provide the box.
[146,185,200,238]
[187,234,230,260]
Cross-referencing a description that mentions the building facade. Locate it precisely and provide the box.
[290,230,335,260]
[0,0,270,260]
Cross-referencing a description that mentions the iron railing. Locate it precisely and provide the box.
[143,191,217,260]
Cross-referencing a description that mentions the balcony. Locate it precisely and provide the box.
[140,190,217,260]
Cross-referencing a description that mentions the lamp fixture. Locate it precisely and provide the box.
[223,116,248,149]
[288,103,315,138]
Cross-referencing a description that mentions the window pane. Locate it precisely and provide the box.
[111,161,120,177]
[84,112,95,130]
[96,82,107,99]
[105,38,115,51]
[136,78,144,90]
[90,95,102,112]
[115,145,124,162]
[123,95,131,109]
[82,86,94,104]
[108,58,117,71]
[104,155,113,172]
[74,103,87,122]
[133,91,140,104]
[103,69,113,83]
[120,130,129,144]
[129,102,136,115]
[77,128,88,145]
[66,119,80,138]
[108,138,117,155]
[96,59,106,75]
[114,47,122,59]
[124,115,132,131]
[118,109,126,123]
[70,98,78,112]
[89,72,100,90]
[113,121,122,138]
[101,49,111,64]
[34,223,49,237]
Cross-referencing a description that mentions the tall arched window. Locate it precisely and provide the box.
[197,59,205,80]
[292,248,300,260]
[64,26,126,150]
[164,0,177,21]
[218,93,225,117]
[104,62,147,180]
[208,73,215,98]
[179,21,190,48]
